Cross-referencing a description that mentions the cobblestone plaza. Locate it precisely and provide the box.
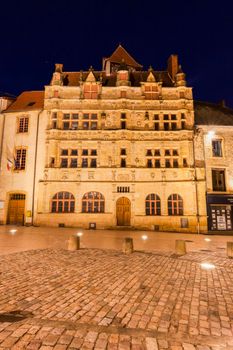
[0,227,233,349]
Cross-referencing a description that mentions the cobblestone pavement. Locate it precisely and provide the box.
[0,248,233,349]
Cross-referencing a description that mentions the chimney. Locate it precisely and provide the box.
[55,63,63,73]
[167,55,178,80]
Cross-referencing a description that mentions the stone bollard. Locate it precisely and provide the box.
[68,234,80,251]
[123,237,134,254]
[227,242,233,258]
[175,240,186,256]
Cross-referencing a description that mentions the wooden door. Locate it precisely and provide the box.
[116,197,131,226]
[7,194,26,225]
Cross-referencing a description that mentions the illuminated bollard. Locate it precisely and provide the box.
[123,237,134,254]
[175,240,186,256]
[68,234,80,251]
[227,242,233,258]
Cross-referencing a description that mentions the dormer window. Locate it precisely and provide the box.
[83,84,98,99]
[119,72,128,80]
[144,85,158,99]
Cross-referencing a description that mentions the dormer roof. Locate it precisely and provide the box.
[106,45,142,69]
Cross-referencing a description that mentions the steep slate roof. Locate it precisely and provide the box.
[194,101,233,126]
[106,45,143,69]
[5,91,44,112]
[62,70,174,87]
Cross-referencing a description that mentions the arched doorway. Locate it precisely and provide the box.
[7,193,26,225]
[116,197,131,226]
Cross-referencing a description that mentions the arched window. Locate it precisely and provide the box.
[51,192,75,213]
[82,192,104,213]
[145,194,161,215]
[168,194,183,215]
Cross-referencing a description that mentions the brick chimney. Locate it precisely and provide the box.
[167,55,178,80]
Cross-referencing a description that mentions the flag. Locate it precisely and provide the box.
[6,146,16,171]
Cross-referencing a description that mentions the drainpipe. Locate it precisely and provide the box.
[31,109,43,225]
[0,113,6,170]
[192,128,201,234]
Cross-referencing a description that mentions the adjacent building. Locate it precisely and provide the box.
[0,45,232,233]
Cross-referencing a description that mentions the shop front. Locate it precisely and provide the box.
[207,194,233,231]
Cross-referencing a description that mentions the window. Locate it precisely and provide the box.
[117,187,130,193]
[81,149,97,168]
[146,150,152,156]
[154,114,159,120]
[14,148,27,170]
[145,194,161,215]
[121,158,126,167]
[154,123,159,130]
[51,192,75,213]
[121,149,126,155]
[147,159,153,168]
[121,121,126,129]
[164,123,169,131]
[165,150,170,156]
[144,85,158,99]
[62,113,79,130]
[212,140,222,157]
[60,149,78,168]
[119,72,128,80]
[165,159,171,168]
[155,159,160,168]
[163,115,169,120]
[83,84,98,99]
[82,114,98,130]
[121,91,126,98]
[171,123,177,130]
[168,194,183,215]
[212,169,226,191]
[183,158,188,167]
[82,192,104,213]
[171,114,177,120]
[154,150,160,156]
[51,112,57,129]
[181,121,185,129]
[121,113,126,119]
[18,117,29,133]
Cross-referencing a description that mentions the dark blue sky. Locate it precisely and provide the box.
[1,0,233,107]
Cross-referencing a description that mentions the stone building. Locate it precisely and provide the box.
[1,45,232,233]
[194,101,233,232]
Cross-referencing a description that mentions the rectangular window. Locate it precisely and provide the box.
[82,158,88,168]
[83,84,98,99]
[71,149,78,156]
[121,113,126,119]
[171,123,177,130]
[164,123,169,130]
[61,158,68,168]
[212,169,226,191]
[171,114,177,120]
[82,149,88,156]
[212,140,222,157]
[173,159,179,168]
[147,159,153,168]
[163,115,169,120]
[61,149,68,156]
[90,158,97,168]
[91,149,97,156]
[121,149,126,155]
[165,159,171,168]
[70,158,78,168]
[154,123,159,130]
[14,148,27,170]
[121,91,126,98]
[121,121,126,129]
[154,114,159,120]
[121,158,126,167]
[155,159,160,168]
[145,85,158,99]
[18,117,29,133]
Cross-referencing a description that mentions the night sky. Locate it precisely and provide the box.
[1,0,233,107]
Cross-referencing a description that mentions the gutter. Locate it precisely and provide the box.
[31,109,43,225]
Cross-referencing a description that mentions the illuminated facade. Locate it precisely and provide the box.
[0,46,232,232]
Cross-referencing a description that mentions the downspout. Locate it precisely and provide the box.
[32,109,43,225]
[0,113,6,170]
[192,128,200,234]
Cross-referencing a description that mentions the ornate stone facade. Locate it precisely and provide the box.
[1,45,232,233]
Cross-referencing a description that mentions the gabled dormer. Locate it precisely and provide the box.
[82,67,100,99]
[141,67,161,99]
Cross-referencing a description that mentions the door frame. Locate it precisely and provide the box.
[116,196,131,226]
[7,191,26,225]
